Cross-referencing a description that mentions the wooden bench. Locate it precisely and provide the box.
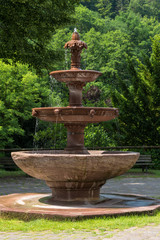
[0,156,18,170]
[135,155,153,172]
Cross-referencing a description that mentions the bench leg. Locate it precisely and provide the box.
[142,166,148,173]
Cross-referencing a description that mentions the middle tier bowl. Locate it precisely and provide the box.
[32,107,119,123]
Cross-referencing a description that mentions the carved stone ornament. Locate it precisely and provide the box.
[51,70,101,83]
[64,31,87,69]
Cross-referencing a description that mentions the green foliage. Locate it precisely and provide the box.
[0,169,26,177]
[81,0,130,18]
[0,60,50,148]
[96,0,112,18]
[49,5,160,84]
[111,35,160,146]
[74,5,107,34]
[49,78,69,107]
[80,0,98,11]
[146,149,160,169]
[96,0,130,18]
[33,5,160,149]
[129,0,160,20]
[1,1,160,149]
[81,0,160,20]
[84,123,115,148]
[0,0,80,72]
[33,121,67,149]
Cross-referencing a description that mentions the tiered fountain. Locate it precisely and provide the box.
[1,29,159,219]
[11,29,140,204]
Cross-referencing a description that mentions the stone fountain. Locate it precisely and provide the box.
[1,30,159,219]
[11,29,140,204]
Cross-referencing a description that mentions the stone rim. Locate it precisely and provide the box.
[11,150,139,157]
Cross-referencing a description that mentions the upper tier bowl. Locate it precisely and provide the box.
[50,69,101,83]
[32,107,119,123]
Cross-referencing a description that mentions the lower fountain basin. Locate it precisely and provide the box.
[11,151,139,202]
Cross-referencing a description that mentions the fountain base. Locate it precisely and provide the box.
[0,193,160,220]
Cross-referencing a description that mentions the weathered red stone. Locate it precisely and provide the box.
[0,193,160,220]
[11,151,139,202]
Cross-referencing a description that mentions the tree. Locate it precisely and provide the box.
[0,60,50,148]
[10,3,159,150]
[48,6,160,106]
[111,35,160,146]
[0,0,80,72]
[80,0,98,11]
[129,0,160,20]
[96,0,130,18]
[73,4,107,34]
[96,0,112,18]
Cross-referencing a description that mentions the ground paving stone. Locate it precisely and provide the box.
[108,225,160,240]
[101,177,160,197]
[0,226,160,240]
[0,176,160,240]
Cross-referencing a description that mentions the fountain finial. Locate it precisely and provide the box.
[71,28,80,40]
[64,30,87,69]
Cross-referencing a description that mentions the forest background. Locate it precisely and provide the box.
[0,0,160,159]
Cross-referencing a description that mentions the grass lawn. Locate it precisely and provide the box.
[0,169,27,178]
[0,212,160,233]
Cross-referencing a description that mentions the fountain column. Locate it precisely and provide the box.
[67,82,85,106]
[64,123,88,154]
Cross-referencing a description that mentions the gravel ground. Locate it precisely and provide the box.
[0,176,160,240]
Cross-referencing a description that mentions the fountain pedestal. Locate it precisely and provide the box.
[46,180,104,202]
